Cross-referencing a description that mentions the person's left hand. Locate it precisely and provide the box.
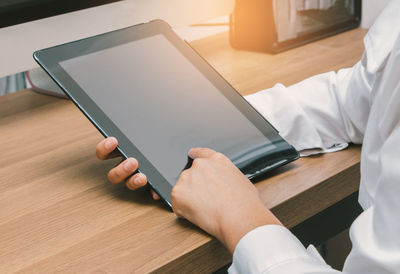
[171,148,282,254]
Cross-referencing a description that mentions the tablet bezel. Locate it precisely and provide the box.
[33,20,299,207]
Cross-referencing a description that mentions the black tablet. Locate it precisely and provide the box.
[33,20,299,207]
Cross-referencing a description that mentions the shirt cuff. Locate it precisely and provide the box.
[244,89,349,157]
[228,225,326,273]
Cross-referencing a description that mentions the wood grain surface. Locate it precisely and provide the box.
[0,28,366,273]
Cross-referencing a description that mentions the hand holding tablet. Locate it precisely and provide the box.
[95,137,160,200]
[171,147,282,254]
[96,136,282,254]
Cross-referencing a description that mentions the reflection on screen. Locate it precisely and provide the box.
[60,34,275,186]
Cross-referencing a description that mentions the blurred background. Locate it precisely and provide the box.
[0,0,390,95]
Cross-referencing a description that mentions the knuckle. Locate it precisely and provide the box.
[179,170,189,181]
[171,187,177,198]
[171,186,179,201]
[107,170,117,183]
[213,152,225,160]
[193,158,207,168]
[171,186,186,217]
[95,150,102,160]
[113,167,123,179]
[95,147,105,160]
[192,158,209,170]
[192,158,201,167]
[108,165,125,183]
[172,181,184,194]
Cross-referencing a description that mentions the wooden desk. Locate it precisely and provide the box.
[0,29,365,273]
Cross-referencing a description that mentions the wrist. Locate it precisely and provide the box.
[217,201,282,254]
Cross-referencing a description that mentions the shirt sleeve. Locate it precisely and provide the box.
[343,122,400,273]
[229,118,400,274]
[244,59,374,155]
[229,225,339,274]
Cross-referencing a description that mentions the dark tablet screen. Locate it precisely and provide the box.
[59,34,276,186]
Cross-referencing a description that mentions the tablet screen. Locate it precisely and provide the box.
[59,34,276,187]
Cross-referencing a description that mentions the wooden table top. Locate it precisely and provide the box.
[0,28,366,273]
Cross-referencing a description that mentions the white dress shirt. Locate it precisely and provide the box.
[229,1,400,273]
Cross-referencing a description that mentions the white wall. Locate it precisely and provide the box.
[361,0,391,28]
[0,0,234,78]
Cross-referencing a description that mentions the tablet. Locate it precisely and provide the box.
[33,20,299,207]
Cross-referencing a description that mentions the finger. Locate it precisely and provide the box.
[188,147,216,159]
[171,201,186,219]
[171,183,185,218]
[150,189,160,200]
[171,200,183,218]
[96,137,119,160]
[126,173,147,190]
[107,157,138,184]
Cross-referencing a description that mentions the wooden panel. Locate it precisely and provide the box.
[0,89,59,119]
[0,28,366,273]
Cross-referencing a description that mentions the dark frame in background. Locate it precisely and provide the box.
[275,0,362,53]
[230,0,362,54]
[0,0,121,28]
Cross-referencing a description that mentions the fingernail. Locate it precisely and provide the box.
[105,139,114,150]
[152,191,159,200]
[124,159,135,171]
[133,177,142,186]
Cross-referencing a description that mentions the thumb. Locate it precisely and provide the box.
[188,147,216,159]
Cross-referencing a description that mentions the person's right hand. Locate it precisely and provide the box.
[95,137,160,200]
